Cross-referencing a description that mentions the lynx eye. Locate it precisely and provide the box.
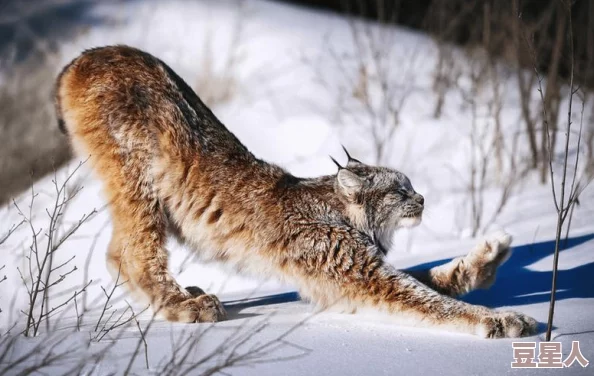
[396,188,408,196]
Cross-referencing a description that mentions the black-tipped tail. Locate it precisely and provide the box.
[54,56,78,136]
[57,117,67,134]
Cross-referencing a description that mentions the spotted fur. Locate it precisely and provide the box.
[55,46,536,337]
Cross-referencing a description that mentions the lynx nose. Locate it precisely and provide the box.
[414,194,424,206]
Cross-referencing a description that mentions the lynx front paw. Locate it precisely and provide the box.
[477,311,538,339]
[475,231,513,264]
[468,231,513,289]
[170,294,227,323]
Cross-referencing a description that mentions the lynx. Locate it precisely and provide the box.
[55,45,537,338]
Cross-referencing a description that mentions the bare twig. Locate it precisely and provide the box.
[123,309,159,375]
[0,220,25,246]
[94,262,126,334]
[128,302,150,370]
[535,1,585,341]
[12,162,97,337]
[308,0,421,165]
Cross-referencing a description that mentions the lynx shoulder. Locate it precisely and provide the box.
[55,45,536,337]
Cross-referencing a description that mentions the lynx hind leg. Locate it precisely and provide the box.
[98,160,226,323]
[107,218,226,323]
[467,230,513,290]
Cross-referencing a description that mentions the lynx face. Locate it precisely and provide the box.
[334,157,424,253]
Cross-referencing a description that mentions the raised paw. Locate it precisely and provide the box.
[475,230,512,264]
[169,294,227,323]
[467,231,513,289]
[477,311,538,339]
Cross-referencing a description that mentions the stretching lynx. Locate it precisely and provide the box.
[55,46,537,338]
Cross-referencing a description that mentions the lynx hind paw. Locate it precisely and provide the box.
[170,294,227,323]
[477,311,538,339]
[475,230,513,265]
[185,285,206,297]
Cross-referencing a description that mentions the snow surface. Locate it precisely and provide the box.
[1,0,593,375]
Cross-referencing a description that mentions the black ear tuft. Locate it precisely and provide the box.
[329,155,343,170]
[341,144,363,165]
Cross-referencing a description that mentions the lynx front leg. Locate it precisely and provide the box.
[359,263,535,338]
[386,270,536,338]
[406,231,512,297]
[302,230,536,338]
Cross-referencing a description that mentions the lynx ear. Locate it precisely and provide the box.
[337,169,363,197]
[341,145,364,168]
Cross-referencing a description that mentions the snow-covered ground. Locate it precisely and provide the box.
[1,0,593,374]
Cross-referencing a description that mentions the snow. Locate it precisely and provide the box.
[1,0,593,374]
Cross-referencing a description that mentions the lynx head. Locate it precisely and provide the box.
[331,147,424,254]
